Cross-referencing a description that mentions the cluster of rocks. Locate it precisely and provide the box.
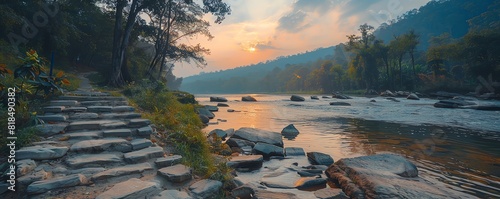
[205,125,348,198]
[1,77,223,199]
[380,90,421,100]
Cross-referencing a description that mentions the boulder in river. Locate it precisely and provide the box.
[291,95,305,101]
[205,105,218,112]
[226,155,263,171]
[233,127,283,147]
[295,177,327,190]
[311,96,319,100]
[386,97,400,102]
[252,143,284,158]
[325,154,470,199]
[207,129,227,140]
[307,152,334,166]
[226,138,255,149]
[199,115,209,124]
[281,124,300,139]
[217,103,229,107]
[196,107,214,119]
[210,96,228,102]
[434,99,476,108]
[433,91,462,99]
[329,102,351,106]
[407,93,420,100]
[380,90,396,97]
[241,96,257,102]
[322,96,330,99]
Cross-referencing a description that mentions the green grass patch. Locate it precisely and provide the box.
[122,80,233,184]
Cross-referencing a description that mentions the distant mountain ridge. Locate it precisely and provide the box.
[181,46,335,89]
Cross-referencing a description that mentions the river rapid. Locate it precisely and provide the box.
[196,94,500,198]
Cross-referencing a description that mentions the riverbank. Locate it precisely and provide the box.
[197,93,500,198]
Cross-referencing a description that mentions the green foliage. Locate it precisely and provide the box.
[123,80,226,178]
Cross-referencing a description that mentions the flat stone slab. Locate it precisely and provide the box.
[27,174,87,194]
[50,100,78,106]
[81,100,128,106]
[103,128,132,137]
[70,112,99,119]
[314,188,349,199]
[18,169,51,187]
[307,152,334,166]
[92,162,153,181]
[155,155,183,168]
[227,155,263,171]
[100,112,141,119]
[153,190,193,199]
[62,107,87,113]
[67,120,122,131]
[101,121,127,129]
[35,124,67,137]
[70,138,131,153]
[233,127,283,147]
[59,96,125,101]
[131,138,153,150]
[189,179,222,199]
[66,154,122,168]
[325,154,470,199]
[37,115,67,122]
[128,119,151,128]
[67,131,102,139]
[137,126,154,136]
[96,178,159,199]
[66,167,106,178]
[252,143,284,158]
[112,106,135,112]
[17,145,68,160]
[124,147,164,163]
[43,106,65,113]
[158,164,192,183]
[17,159,37,176]
[285,147,306,156]
[87,106,113,112]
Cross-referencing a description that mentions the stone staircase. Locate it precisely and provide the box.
[10,78,222,199]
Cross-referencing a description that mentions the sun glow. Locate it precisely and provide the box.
[248,47,256,52]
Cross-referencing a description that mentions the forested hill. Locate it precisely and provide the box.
[181,0,499,94]
[180,46,335,92]
[374,0,494,50]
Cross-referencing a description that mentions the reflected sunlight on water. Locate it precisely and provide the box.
[196,94,500,198]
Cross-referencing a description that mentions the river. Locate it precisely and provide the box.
[196,94,500,198]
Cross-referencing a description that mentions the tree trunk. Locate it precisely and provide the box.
[109,0,126,87]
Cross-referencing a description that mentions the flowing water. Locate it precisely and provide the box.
[196,94,500,198]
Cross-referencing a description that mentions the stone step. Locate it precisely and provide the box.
[87,106,113,113]
[67,120,124,131]
[66,154,122,168]
[95,178,159,199]
[58,95,126,101]
[157,164,192,183]
[128,119,151,128]
[43,106,65,113]
[38,115,67,122]
[17,145,69,160]
[50,100,79,106]
[112,106,135,112]
[137,126,154,136]
[62,107,87,113]
[70,138,132,153]
[155,155,183,168]
[131,139,153,150]
[103,128,133,137]
[67,91,111,96]
[91,162,153,181]
[67,131,102,140]
[100,112,141,119]
[189,179,223,199]
[152,190,193,199]
[27,174,87,194]
[81,100,128,106]
[69,112,99,120]
[124,147,164,163]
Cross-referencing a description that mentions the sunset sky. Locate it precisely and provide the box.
[174,0,431,77]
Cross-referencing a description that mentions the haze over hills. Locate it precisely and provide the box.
[180,0,498,94]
